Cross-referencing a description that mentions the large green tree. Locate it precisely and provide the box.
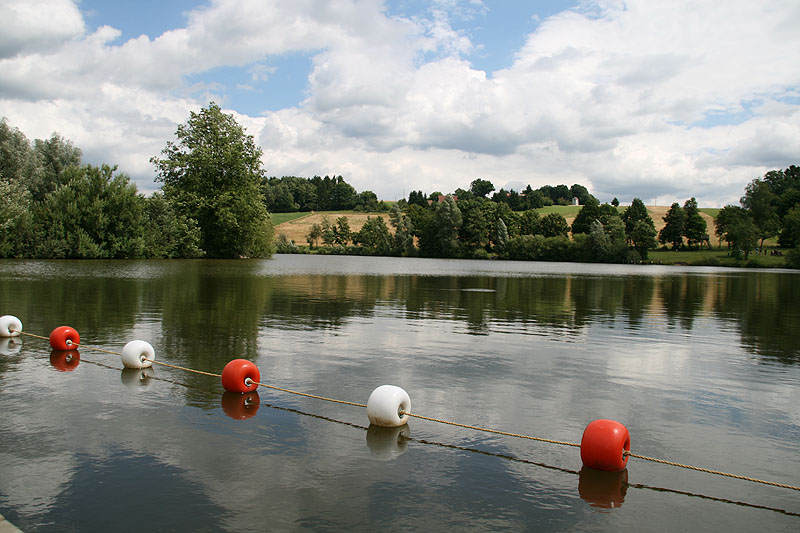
[682,197,708,247]
[151,102,274,258]
[659,202,686,249]
[621,198,655,242]
[741,179,780,248]
[571,196,602,235]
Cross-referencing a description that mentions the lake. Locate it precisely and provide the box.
[0,255,798,531]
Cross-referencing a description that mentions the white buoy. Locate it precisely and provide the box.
[121,340,155,369]
[0,315,22,337]
[366,385,411,427]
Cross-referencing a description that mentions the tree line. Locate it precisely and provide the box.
[1,104,273,259]
[285,181,660,263]
[3,102,798,265]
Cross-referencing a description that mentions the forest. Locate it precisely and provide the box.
[2,104,799,266]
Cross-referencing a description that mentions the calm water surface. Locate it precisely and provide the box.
[0,256,798,531]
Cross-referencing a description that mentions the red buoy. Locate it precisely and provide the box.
[49,326,80,351]
[49,350,80,372]
[221,359,260,393]
[580,419,630,472]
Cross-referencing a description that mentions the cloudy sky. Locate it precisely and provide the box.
[1,0,799,206]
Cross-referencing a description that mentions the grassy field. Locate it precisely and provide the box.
[271,212,313,225]
[648,248,787,267]
[274,211,391,244]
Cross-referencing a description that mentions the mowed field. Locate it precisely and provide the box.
[274,206,721,246]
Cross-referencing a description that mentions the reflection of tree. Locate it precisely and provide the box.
[712,273,800,364]
[656,274,709,330]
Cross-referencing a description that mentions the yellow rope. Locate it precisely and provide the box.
[16,328,800,492]
[401,411,581,448]
[252,381,367,408]
[625,452,800,491]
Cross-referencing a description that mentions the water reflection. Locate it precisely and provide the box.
[120,367,155,389]
[49,349,80,372]
[221,391,261,420]
[365,424,411,460]
[0,337,22,355]
[578,467,628,509]
[1,259,797,365]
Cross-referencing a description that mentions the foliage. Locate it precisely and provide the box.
[353,216,392,255]
[539,213,570,238]
[659,203,686,249]
[389,204,415,256]
[470,178,495,198]
[519,209,541,236]
[494,218,508,254]
[570,196,602,235]
[621,198,654,241]
[151,102,274,258]
[629,220,657,259]
[741,178,780,248]
[682,197,708,247]
[142,193,204,258]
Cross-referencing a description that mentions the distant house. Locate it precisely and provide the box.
[437,194,457,203]
[571,197,580,205]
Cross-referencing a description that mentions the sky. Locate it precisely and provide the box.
[1,0,799,207]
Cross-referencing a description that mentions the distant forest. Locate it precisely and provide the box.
[2,107,799,266]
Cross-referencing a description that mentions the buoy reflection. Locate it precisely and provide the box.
[49,349,80,372]
[221,391,261,420]
[120,367,155,389]
[0,337,22,355]
[366,424,410,460]
[578,466,628,509]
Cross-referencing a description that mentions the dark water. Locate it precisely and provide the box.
[0,256,798,532]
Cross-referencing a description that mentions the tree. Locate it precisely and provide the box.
[741,179,779,248]
[519,210,541,235]
[494,218,508,254]
[151,102,274,258]
[32,164,146,258]
[727,220,759,259]
[389,204,415,256]
[659,203,686,249]
[470,178,495,198]
[142,192,204,258]
[418,195,461,257]
[570,184,592,205]
[457,198,490,255]
[31,133,82,201]
[571,196,602,235]
[539,213,570,238]
[683,197,708,248]
[621,198,655,243]
[629,220,657,259]
[408,190,427,207]
[611,197,620,207]
[354,216,391,255]
[781,206,800,247]
[334,216,351,245]
[306,223,322,248]
[356,190,379,211]
[715,205,750,248]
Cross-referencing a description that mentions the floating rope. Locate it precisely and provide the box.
[625,451,800,491]
[401,411,581,448]
[13,327,800,493]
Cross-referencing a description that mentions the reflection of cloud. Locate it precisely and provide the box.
[0,453,76,515]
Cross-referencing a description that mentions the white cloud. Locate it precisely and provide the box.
[0,0,798,206]
[0,0,84,59]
